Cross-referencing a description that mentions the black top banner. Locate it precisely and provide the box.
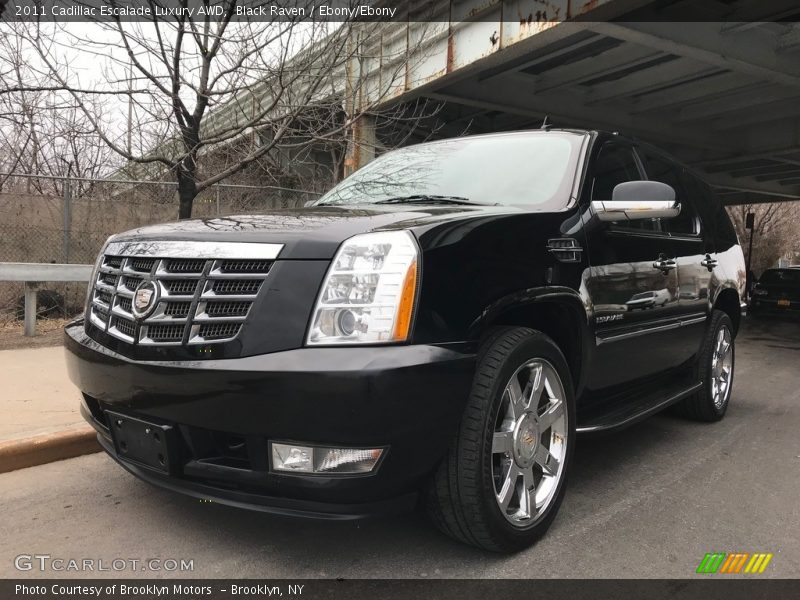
[2,0,800,23]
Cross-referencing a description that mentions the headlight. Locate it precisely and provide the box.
[307,230,419,345]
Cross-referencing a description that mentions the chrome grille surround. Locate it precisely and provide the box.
[88,241,283,347]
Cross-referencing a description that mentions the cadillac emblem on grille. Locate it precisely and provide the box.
[132,280,159,319]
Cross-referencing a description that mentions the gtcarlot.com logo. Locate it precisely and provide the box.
[696,552,774,574]
[14,554,194,572]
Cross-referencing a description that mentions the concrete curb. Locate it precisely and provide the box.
[0,427,100,474]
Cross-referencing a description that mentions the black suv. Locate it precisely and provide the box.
[65,129,745,552]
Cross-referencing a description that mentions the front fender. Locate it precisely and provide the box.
[468,287,592,395]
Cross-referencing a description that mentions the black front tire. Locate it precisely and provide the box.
[426,327,576,552]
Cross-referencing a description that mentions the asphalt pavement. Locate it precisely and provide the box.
[1,317,798,579]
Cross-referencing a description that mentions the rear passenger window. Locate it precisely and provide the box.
[681,171,738,250]
[592,144,659,233]
[639,150,699,237]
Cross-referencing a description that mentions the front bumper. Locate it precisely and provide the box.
[66,320,475,518]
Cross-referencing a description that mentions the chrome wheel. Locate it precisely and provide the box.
[492,359,568,526]
[711,326,733,409]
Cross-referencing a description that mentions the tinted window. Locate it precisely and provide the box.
[592,144,658,232]
[640,150,698,236]
[591,145,641,201]
[681,170,738,250]
[315,132,584,208]
[760,269,800,285]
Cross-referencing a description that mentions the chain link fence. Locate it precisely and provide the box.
[0,173,319,323]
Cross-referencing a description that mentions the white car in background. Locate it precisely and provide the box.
[626,289,671,310]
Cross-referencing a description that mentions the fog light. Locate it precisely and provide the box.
[270,443,383,475]
[271,444,313,472]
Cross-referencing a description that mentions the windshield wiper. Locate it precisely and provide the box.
[375,194,497,206]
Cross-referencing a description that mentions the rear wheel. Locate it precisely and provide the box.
[675,309,735,421]
[426,327,575,552]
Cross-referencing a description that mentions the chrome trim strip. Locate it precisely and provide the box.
[105,240,284,260]
[681,315,708,327]
[596,313,708,345]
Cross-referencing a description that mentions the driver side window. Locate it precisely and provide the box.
[591,144,660,232]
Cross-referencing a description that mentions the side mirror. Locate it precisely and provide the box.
[591,181,681,222]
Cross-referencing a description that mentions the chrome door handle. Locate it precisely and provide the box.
[653,256,677,273]
[700,255,718,272]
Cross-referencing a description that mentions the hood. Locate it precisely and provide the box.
[110,204,525,260]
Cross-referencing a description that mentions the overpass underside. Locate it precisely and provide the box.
[366,3,800,206]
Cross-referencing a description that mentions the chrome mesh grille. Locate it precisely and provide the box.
[211,279,262,295]
[143,323,185,342]
[130,258,157,272]
[163,279,199,296]
[164,301,192,317]
[204,301,251,318]
[219,259,272,273]
[88,251,273,346]
[99,272,118,287]
[165,259,205,273]
[198,322,242,340]
[96,290,112,306]
[111,315,136,339]
[122,275,144,291]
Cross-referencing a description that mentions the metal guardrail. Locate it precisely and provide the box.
[0,263,93,337]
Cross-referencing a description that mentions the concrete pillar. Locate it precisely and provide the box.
[344,114,377,177]
[24,282,39,337]
[63,177,72,263]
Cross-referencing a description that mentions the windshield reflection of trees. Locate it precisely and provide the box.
[316,134,577,207]
[318,144,444,205]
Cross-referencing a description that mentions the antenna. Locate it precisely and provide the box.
[540,116,553,130]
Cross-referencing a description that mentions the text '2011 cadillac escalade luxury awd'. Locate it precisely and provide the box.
[65,129,745,552]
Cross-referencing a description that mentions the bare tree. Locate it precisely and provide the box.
[727,202,800,275]
[0,29,113,195]
[5,8,431,218]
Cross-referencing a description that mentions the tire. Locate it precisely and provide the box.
[674,309,735,422]
[426,327,576,552]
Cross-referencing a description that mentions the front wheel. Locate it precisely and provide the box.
[426,327,575,552]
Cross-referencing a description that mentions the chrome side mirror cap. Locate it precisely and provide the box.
[591,181,681,222]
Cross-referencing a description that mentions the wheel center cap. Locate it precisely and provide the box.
[513,414,539,468]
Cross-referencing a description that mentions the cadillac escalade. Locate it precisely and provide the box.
[65,129,746,552]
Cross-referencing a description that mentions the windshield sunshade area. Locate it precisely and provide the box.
[760,269,800,285]
[315,132,586,209]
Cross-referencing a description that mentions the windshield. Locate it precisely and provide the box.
[314,132,585,208]
[760,269,800,285]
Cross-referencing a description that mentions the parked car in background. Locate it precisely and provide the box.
[65,129,746,552]
[749,268,800,317]
[625,289,671,310]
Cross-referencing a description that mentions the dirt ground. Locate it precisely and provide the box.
[0,318,70,351]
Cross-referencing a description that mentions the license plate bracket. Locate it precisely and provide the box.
[107,411,177,474]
